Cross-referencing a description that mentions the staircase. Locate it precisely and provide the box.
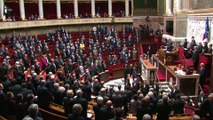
[158,81,171,94]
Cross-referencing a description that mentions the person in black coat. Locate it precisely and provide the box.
[68,104,85,120]
[9,79,22,95]
[28,104,43,120]
[20,82,33,102]
[82,81,92,101]
[105,100,114,120]
[172,94,185,114]
[93,97,106,120]
[141,80,150,96]
[199,93,213,120]
[136,96,153,120]
[183,39,188,49]
[5,92,17,120]
[37,80,53,109]
[197,63,206,88]
[74,90,88,119]
[197,91,207,106]
[156,94,171,120]
[0,84,5,116]
[63,90,75,116]
[111,90,123,108]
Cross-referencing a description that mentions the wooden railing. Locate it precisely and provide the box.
[39,108,67,120]
[0,17,133,30]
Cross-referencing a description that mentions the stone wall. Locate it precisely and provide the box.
[133,16,164,31]
[190,0,213,10]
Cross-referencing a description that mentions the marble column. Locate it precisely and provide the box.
[56,0,61,18]
[74,0,78,18]
[108,0,112,17]
[174,0,181,12]
[19,0,26,20]
[91,0,95,17]
[125,0,129,17]
[182,0,189,11]
[38,0,44,19]
[165,0,172,15]
[0,0,5,20]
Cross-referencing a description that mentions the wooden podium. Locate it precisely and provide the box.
[164,52,177,65]
[157,49,177,65]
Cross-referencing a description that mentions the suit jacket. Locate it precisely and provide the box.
[172,98,185,114]
[199,98,213,120]
[74,97,88,119]
[68,113,85,120]
[0,91,5,115]
[82,84,92,101]
[141,84,149,96]
[112,93,123,108]
[93,104,106,120]
[63,97,75,116]
[156,100,171,120]
[37,86,53,109]
[197,67,206,86]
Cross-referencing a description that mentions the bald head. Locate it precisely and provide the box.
[97,97,104,104]
[192,114,200,120]
[76,89,83,97]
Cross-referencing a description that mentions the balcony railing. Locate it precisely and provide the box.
[0,17,133,30]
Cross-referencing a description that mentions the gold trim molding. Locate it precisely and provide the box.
[0,17,133,30]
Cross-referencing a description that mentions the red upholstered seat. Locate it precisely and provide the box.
[156,71,166,81]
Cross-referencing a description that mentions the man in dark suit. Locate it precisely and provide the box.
[172,94,185,114]
[9,79,22,95]
[199,93,213,120]
[37,80,53,109]
[0,84,5,116]
[141,80,150,96]
[74,90,88,119]
[20,82,33,102]
[197,91,207,106]
[197,63,206,88]
[203,41,209,53]
[82,81,92,101]
[104,100,114,120]
[151,81,160,97]
[169,84,180,99]
[63,90,75,116]
[68,104,85,120]
[93,97,106,120]
[189,36,196,51]
[111,90,123,108]
[156,94,171,120]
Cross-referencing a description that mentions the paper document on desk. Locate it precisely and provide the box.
[87,113,93,118]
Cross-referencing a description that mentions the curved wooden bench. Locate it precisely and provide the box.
[39,108,67,120]
[49,102,65,116]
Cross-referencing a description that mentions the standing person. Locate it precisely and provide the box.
[74,90,88,119]
[197,63,206,88]
[156,94,171,120]
[93,97,106,120]
[68,104,85,120]
[199,93,213,120]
